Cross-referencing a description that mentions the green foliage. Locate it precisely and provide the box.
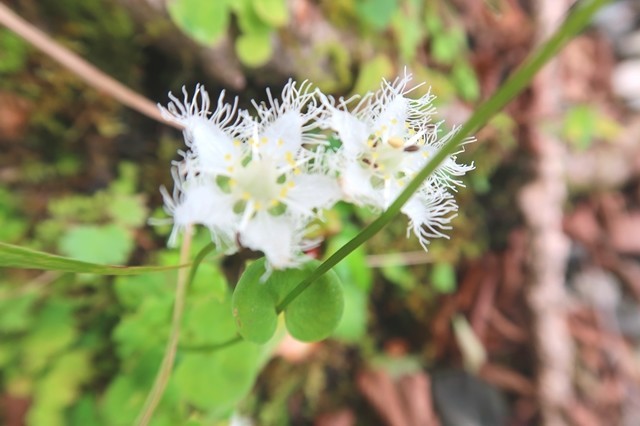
[1,1,611,424]
[356,0,399,29]
[326,224,372,342]
[59,224,134,265]
[352,54,394,95]
[0,188,28,243]
[235,32,273,68]
[561,104,621,150]
[391,1,424,62]
[431,262,457,294]
[167,0,231,45]
[252,0,289,27]
[166,0,289,67]
[109,260,273,422]
[233,258,345,343]
[0,29,28,74]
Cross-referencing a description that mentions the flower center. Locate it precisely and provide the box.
[233,157,292,213]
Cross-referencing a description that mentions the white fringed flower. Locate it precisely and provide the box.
[159,81,341,269]
[321,71,474,249]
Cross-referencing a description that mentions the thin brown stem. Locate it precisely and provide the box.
[135,225,193,426]
[0,2,179,128]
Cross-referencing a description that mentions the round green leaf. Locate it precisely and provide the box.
[232,259,278,344]
[167,0,230,45]
[251,0,289,27]
[235,32,272,68]
[281,263,344,342]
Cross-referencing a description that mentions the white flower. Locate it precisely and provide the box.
[159,81,340,269]
[321,71,474,249]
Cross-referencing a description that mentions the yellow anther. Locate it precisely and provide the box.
[388,136,404,149]
[391,118,398,125]
[242,192,251,200]
[285,151,295,165]
[367,139,375,148]
[233,139,241,146]
[279,187,289,198]
[260,136,268,144]
[277,138,284,146]
[287,181,295,188]
[254,201,262,210]
[224,153,232,161]
[227,166,234,173]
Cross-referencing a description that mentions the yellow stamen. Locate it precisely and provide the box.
[388,136,404,149]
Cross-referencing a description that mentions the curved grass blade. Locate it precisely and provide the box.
[0,241,189,275]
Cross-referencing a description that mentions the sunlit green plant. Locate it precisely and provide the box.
[0,1,610,424]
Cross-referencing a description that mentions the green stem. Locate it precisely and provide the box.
[135,240,215,426]
[180,335,244,352]
[276,0,609,312]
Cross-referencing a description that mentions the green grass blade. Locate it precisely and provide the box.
[0,241,189,275]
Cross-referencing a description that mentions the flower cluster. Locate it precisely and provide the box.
[159,72,474,270]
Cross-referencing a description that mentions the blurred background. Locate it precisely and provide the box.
[2,0,640,424]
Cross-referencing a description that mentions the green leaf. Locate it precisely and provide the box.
[167,0,231,45]
[332,281,368,342]
[0,292,37,333]
[107,194,148,227]
[352,54,393,95]
[232,0,272,34]
[22,301,77,373]
[174,342,264,415]
[0,29,28,74]
[281,262,344,342]
[431,28,466,65]
[233,259,345,343]
[0,241,188,275]
[59,224,134,265]
[356,0,398,29]
[391,8,423,62]
[235,32,273,68]
[561,104,621,150]
[326,225,372,292]
[251,0,289,27]
[452,60,480,101]
[431,262,456,294]
[232,260,279,344]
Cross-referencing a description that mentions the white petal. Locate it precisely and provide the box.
[330,110,369,157]
[401,188,458,250]
[174,182,238,253]
[240,212,305,269]
[340,161,383,209]
[286,174,341,216]
[186,117,243,174]
[259,110,304,157]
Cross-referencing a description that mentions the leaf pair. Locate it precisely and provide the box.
[232,258,344,343]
